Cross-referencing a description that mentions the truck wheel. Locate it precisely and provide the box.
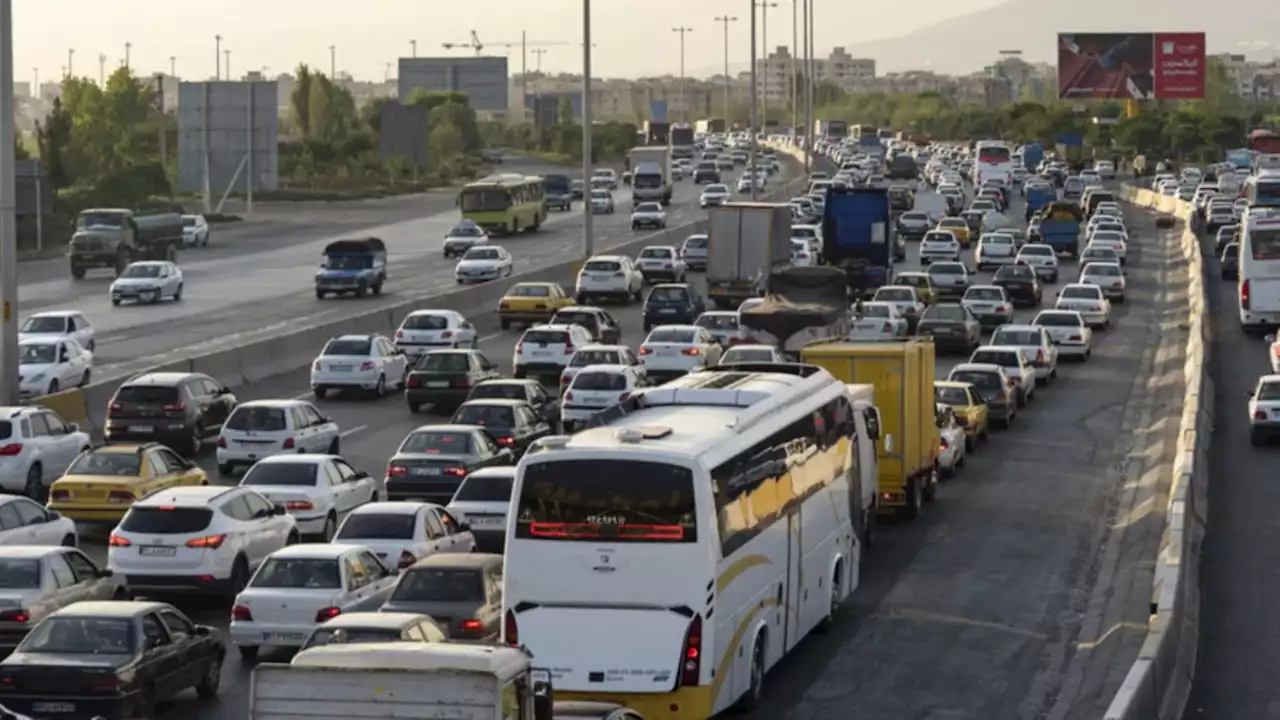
[315,290,325,300]
[897,479,922,520]
[114,251,129,276]
[372,282,383,296]
[70,264,86,279]
[165,245,177,263]
[355,283,367,299]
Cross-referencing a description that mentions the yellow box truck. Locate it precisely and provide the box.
[801,339,939,519]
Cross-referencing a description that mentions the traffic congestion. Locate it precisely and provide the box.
[0,128,1168,720]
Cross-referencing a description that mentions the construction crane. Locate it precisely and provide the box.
[442,31,485,56]
[442,31,569,57]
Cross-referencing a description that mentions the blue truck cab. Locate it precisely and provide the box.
[315,237,388,299]
[821,187,894,299]
[1034,202,1084,258]
[1021,142,1045,174]
[1024,184,1059,221]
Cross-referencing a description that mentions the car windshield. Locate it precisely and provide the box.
[453,404,516,427]
[876,288,913,302]
[18,344,56,364]
[993,329,1043,345]
[1035,313,1081,327]
[302,628,406,650]
[995,267,1034,280]
[924,233,955,244]
[241,462,319,487]
[705,185,728,193]
[392,568,486,602]
[20,618,134,654]
[635,204,662,213]
[523,330,567,345]
[571,350,621,366]
[647,328,696,344]
[939,220,964,230]
[902,213,929,222]
[583,260,621,272]
[554,311,598,329]
[337,513,417,540]
[19,316,65,333]
[453,472,514,501]
[251,558,342,589]
[648,287,689,303]
[1084,248,1117,259]
[462,248,500,260]
[120,507,212,533]
[573,371,627,391]
[403,314,450,331]
[1021,246,1052,256]
[0,559,40,589]
[950,371,1002,391]
[684,236,708,250]
[448,224,482,237]
[923,305,968,322]
[965,288,1005,301]
[67,452,141,477]
[935,386,971,405]
[323,339,372,357]
[400,431,473,454]
[1062,287,1101,300]
[510,285,551,298]
[226,406,289,432]
[792,227,817,238]
[696,314,738,330]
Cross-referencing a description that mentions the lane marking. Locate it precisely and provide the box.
[478,331,505,343]
[340,425,368,439]
[291,390,313,400]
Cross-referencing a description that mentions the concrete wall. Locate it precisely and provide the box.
[177,81,280,195]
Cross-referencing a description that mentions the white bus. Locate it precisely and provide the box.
[1238,207,1280,334]
[973,140,1015,188]
[502,366,871,720]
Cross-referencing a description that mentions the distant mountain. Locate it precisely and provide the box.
[835,0,1275,75]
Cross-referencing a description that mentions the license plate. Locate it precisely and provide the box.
[531,350,551,357]
[133,426,154,433]
[471,517,506,528]
[32,702,74,713]
[139,546,176,557]
[973,305,991,312]
[266,633,305,644]
[412,467,441,476]
[659,308,676,314]
[331,365,352,372]
[427,381,449,388]
[856,322,880,330]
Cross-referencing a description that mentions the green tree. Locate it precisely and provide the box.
[291,64,314,136]
[35,96,72,189]
[557,96,575,126]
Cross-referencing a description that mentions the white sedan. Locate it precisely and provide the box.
[590,189,615,214]
[334,501,475,570]
[1078,262,1126,301]
[850,301,909,339]
[19,310,95,352]
[1015,244,1060,283]
[638,325,723,380]
[238,454,380,541]
[310,333,409,399]
[721,344,786,364]
[17,338,93,398]
[872,286,926,325]
[1033,309,1093,360]
[1055,283,1112,328]
[1268,333,1280,374]
[181,213,210,247]
[936,404,967,477]
[990,324,1059,385]
[109,261,184,305]
[454,245,513,284]
[919,231,961,264]
[631,202,668,230]
[700,184,731,208]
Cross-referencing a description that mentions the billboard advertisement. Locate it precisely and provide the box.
[398,57,509,112]
[1057,32,1205,100]
[650,99,668,123]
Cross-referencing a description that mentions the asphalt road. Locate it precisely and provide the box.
[66,182,1188,720]
[1184,219,1275,717]
[18,157,670,383]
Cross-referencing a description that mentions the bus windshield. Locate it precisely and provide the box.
[978,145,1012,164]
[460,188,509,213]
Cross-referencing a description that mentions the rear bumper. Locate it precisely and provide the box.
[0,693,144,719]
[46,502,130,524]
[229,621,315,649]
[405,388,470,406]
[120,572,236,592]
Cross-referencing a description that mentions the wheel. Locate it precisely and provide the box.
[226,557,249,600]
[46,379,59,395]
[922,466,939,502]
[133,687,157,718]
[174,283,183,301]
[70,264,86,279]
[321,513,337,542]
[23,464,41,501]
[218,462,235,476]
[195,654,223,699]
[237,645,259,662]
[188,424,205,456]
[408,400,423,413]
[500,318,511,330]
[736,637,766,712]
[202,231,210,247]
[328,437,340,454]
[1251,428,1263,446]
[79,369,91,387]
[355,283,368,298]
[372,282,384,296]
[815,563,843,633]
[314,387,327,400]
[286,531,300,545]
[897,478,923,520]
[61,534,76,547]
[374,374,387,398]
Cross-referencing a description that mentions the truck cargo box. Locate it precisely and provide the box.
[707,203,793,307]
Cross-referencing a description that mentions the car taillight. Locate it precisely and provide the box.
[387,464,407,477]
[940,438,949,450]
[618,392,630,402]
[679,615,703,687]
[282,437,295,450]
[0,444,22,457]
[163,403,185,413]
[0,609,29,624]
[395,330,404,339]
[504,610,519,646]
[313,360,322,372]
[496,436,516,446]
[995,306,1007,313]
[453,378,473,389]
[796,253,808,259]
[216,436,227,448]
[360,361,376,371]
[1255,410,1268,420]
[639,347,652,355]
[515,341,524,354]
[108,534,132,547]
[1008,378,1018,387]
[564,391,574,402]
[232,605,253,621]
[285,500,314,511]
[441,331,453,339]
[315,607,342,623]
[1035,350,1044,363]
[682,348,701,356]
[108,402,122,413]
[407,375,422,388]
[186,534,226,549]
[398,551,417,569]
[106,490,134,504]
[1241,279,1251,310]
[1069,335,1083,341]
[564,343,575,355]
[443,467,467,478]
[460,619,485,632]
[614,271,625,278]
[87,676,120,693]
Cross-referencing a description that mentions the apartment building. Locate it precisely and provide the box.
[1216,53,1280,100]
[754,46,876,101]
[510,73,725,122]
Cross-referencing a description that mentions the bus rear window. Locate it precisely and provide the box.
[515,460,698,543]
[1252,228,1280,260]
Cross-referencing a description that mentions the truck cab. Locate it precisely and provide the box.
[823,187,895,299]
[315,237,388,299]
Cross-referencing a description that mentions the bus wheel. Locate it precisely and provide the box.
[815,561,843,634]
[531,214,542,231]
[509,220,517,235]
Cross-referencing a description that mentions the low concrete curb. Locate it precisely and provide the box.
[1102,185,1211,720]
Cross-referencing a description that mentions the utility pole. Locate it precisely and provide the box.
[155,73,167,175]
[329,45,336,79]
[410,39,417,58]
[383,62,392,82]
[713,16,737,126]
[169,56,176,78]
[31,68,36,99]
[124,42,131,70]
[758,1,776,130]
[801,0,809,171]
[581,0,594,260]
[520,31,527,121]
[749,0,758,200]
[532,48,547,105]
[67,48,74,78]
[224,49,231,80]
[791,0,797,138]
[672,27,693,123]
[215,35,222,80]
[98,54,106,86]
[806,0,815,172]
[0,0,17,405]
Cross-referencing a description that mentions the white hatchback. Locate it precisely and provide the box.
[513,324,595,379]
[394,310,478,358]
[990,324,1059,384]
[559,344,644,389]
[575,255,644,303]
[562,364,649,430]
[694,311,749,346]
[238,454,380,541]
[335,501,475,570]
[1055,283,1112,328]
[216,400,341,476]
[310,334,408,400]
[850,301,909,339]
[0,494,78,547]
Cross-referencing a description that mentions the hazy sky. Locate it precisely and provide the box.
[14,0,1012,84]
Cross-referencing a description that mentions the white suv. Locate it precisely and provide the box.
[216,400,342,476]
[310,334,408,400]
[0,407,91,499]
[512,324,595,379]
[107,485,299,599]
[575,255,643,304]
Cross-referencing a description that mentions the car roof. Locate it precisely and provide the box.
[408,424,481,434]
[964,284,1005,292]
[236,399,308,409]
[51,600,171,619]
[556,306,605,314]
[586,255,628,262]
[122,372,196,386]
[575,344,627,353]
[458,398,526,408]
[1062,283,1103,291]
[135,485,234,507]
[406,553,503,571]
[574,364,634,376]
[270,544,368,560]
[0,546,69,560]
[349,501,434,516]
[525,324,578,333]
[331,334,375,342]
[951,363,1005,374]
[992,324,1041,333]
[461,467,517,480]
[27,310,76,318]
[725,344,776,352]
[317,612,433,630]
[87,443,160,455]
[474,378,537,388]
[255,454,337,467]
[934,380,975,391]
[646,324,699,333]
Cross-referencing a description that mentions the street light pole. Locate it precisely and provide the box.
[224,50,231,80]
[124,42,131,71]
[801,0,810,172]
[215,35,222,80]
[329,45,336,78]
[749,0,758,200]
[791,0,797,138]
[170,56,176,77]
[67,48,74,78]
[581,0,594,260]
[672,27,693,123]
[0,0,16,404]
[807,0,815,170]
[98,54,106,86]
[713,16,737,127]
[410,39,417,58]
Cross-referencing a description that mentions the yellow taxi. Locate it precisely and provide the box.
[892,271,937,305]
[48,443,209,523]
[936,217,971,247]
[498,282,574,329]
[934,381,989,450]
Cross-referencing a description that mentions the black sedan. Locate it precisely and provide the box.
[466,378,561,429]
[380,554,504,642]
[449,399,552,458]
[992,265,1043,307]
[0,600,223,718]
[405,350,503,413]
[915,303,981,354]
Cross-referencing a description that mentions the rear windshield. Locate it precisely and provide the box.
[469,383,528,401]
[724,348,776,362]
[0,422,12,441]
[252,558,341,589]
[1085,264,1122,276]
[452,405,516,427]
[302,628,406,650]
[510,285,551,298]
[337,513,417,540]
[648,287,689,302]
[401,431,473,454]
[571,349,621,366]
[20,618,134,654]
[523,330,567,344]
[971,350,1018,366]
[639,247,672,259]
[323,339,371,356]
[923,306,967,322]
[647,328,695,343]
[226,406,288,432]
[875,288,913,302]
[418,353,471,372]
[515,460,698,542]
[573,372,627,391]
[683,236,707,249]
[696,314,739,330]
[857,304,890,318]
[392,568,486,602]
[120,507,213,534]
[0,559,40,589]
[553,312,597,328]
[950,371,1002,391]
[583,260,620,272]
[67,452,141,476]
[935,387,971,406]
[453,473,515,502]
[1035,313,1081,327]
[241,462,319,487]
[1020,245,1052,256]
[1062,287,1100,299]
[114,386,179,404]
[992,330,1043,346]
[403,314,449,330]
[928,264,964,275]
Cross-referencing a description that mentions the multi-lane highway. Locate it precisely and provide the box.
[65,179,1190,720]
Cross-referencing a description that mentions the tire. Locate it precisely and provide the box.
[218,462,235,477]
[314,387,327,400]
[965,435,975,452]
[237,645,259,662]
[134,687,158,719]
[355,283,368,298]
[47,379,59,395]
[174,283,184,301]
[61,534,76,547]
[23,464,42,501]
[408,400,423,413]
[79,370,91,387]
[374,374,387,398]
[188,423,205,456]
[321,513,337,542]
[196,654,223,699]
[922,466,939,502]
[500,318,511,330]
[70,264,86,279]
[328,437,340,454]
[736,637,766,712]
[315,290,326,299]
[897,478,923,520]
[287,531,300,545]
[226,557,249,600]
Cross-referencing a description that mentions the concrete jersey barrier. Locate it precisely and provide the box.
[1102,183,1210,720]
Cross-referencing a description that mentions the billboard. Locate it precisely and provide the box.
[525,92,580,123]
[177,81,280,194]
[398,57,509,112]
[1058,33,1205,100]
[378,103,430,168]
[650,99,669,123]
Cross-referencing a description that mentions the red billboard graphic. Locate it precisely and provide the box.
[1153,33,1206,99]
[1058,32,1206,100]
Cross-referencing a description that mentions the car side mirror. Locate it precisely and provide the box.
[68,423,79,433]
[1266,334,1276,343]
[1247,390,1256,398]
[193,625,212,637]
[273,504,287,515]
[97,567,112,578]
